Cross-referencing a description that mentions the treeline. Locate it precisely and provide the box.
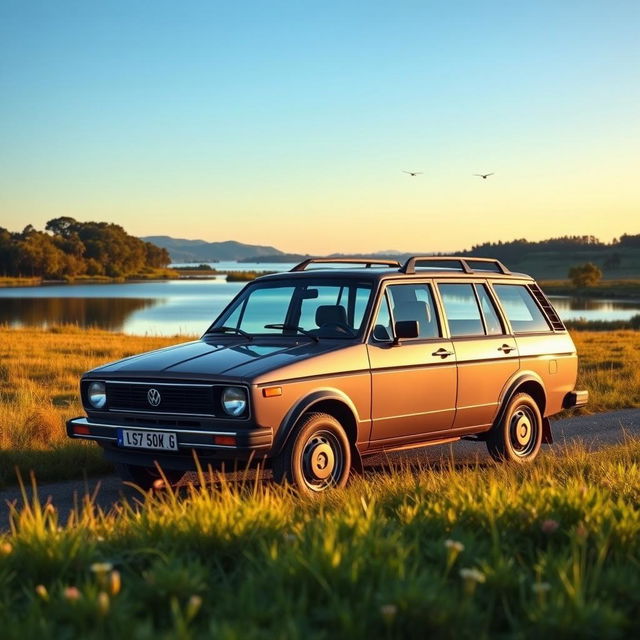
[0,217,170,278]
[461,234,640,263]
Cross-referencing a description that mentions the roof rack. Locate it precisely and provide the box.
[400,256,511,275]
[291,257,401,272]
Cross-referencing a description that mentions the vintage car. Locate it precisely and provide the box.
[67,256,587,492]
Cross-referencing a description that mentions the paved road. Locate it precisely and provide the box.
[1,409,639,531]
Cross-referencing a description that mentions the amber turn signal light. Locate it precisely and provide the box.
[262,386,282,398]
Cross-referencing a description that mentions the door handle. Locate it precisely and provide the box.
[432,348,454,358]
[498,344,515,354]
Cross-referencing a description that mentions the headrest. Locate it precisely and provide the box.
[393,301,431,324]
[315,305,347,327]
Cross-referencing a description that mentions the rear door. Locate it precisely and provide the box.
[367,281,457,445]
[436,281,520,430]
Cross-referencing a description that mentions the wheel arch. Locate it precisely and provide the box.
[495,373,552,443]
[271,389,363,470]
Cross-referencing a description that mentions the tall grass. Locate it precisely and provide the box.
[0,327,638,486]
[0,441,639,637]
[0,327,190,485]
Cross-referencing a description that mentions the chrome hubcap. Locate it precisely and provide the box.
[509,406,538,456]
[301,431,343,491]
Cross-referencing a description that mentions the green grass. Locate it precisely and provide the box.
[1,440,639,637]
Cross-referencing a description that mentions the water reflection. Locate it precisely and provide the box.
[0,280,638,336]
[0,297,160,332]
[548,296,640,321]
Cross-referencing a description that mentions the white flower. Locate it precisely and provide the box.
[445,539,464,553]
[459,568,486,584]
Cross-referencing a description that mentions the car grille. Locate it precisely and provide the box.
[106,382,216,416]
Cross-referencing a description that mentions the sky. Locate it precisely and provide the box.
[0,0,638,254]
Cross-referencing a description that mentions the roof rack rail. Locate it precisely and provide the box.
[400,256,511,275]
[291,257,401,271]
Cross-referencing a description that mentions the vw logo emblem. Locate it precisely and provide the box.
[147,388,161,407]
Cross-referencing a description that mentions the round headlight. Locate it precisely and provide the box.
[88,381,106,409]
[222,387,247,417]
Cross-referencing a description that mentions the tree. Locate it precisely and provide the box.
[568,263,602,288]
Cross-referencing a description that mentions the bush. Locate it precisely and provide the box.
[568,262,602,287]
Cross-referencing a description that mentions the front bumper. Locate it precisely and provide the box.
[563,389,589,409]
[66,417,273,470]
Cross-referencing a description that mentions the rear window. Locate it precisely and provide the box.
[493,285,551,333]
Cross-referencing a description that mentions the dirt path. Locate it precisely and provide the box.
[1,408,638,531]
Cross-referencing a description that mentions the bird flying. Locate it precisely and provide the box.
[474,173,494,179]
[403,171,422,176]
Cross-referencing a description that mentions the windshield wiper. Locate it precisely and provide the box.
[208,326,253,340]
[264,324,319,342]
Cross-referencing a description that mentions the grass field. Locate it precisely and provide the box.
[0,440,639,637]
[0,326,638,488]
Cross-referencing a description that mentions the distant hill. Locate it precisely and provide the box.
[141,236,284,263]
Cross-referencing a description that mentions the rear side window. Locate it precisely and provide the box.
[493,285,551,333]
[438,284,484,336]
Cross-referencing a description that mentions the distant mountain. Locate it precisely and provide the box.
[141,236,285,263]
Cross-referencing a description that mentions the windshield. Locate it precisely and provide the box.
[209,278,374,339]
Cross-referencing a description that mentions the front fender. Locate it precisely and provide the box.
[271,388,361,457]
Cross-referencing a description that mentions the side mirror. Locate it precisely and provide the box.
[393,320,419,343]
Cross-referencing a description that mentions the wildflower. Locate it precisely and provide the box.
[575,522,588,539]
[109,570,121,596]
[35,584,49,601]
[186,595,202,621]
[64,586,82,602]
[90,562,114,574]
[460,567,486,596]
[445,539,464,553]
[380,603,398,623]
[459,568,486,584]
[0,542,12,555]
[532,582,551,594]
[97,591,110,616]
[541,519,559,534]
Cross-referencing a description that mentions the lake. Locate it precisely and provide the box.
[0,266,638,336]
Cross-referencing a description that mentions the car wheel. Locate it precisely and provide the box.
[486,392,543,463]
[272,412,351,494]
[115,463,184,490]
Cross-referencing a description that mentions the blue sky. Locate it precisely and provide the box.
[0,1,638,253]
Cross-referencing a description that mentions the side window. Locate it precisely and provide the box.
[372,294,393,341]
[387,284,441,339]
[475,284,504,335]
[438,284,484,337]
[493,285,551,333]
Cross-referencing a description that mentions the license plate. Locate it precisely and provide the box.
[117,429,178,452]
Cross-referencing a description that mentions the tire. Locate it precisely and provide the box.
[486,392,543,463]
[115,463,184,490]
[272,412,352,494]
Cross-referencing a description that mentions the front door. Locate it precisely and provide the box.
[367,282,457,445]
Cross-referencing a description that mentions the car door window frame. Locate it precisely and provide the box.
[368,279,448,344]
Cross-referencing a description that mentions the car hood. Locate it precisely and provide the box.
[89,337,349,381]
